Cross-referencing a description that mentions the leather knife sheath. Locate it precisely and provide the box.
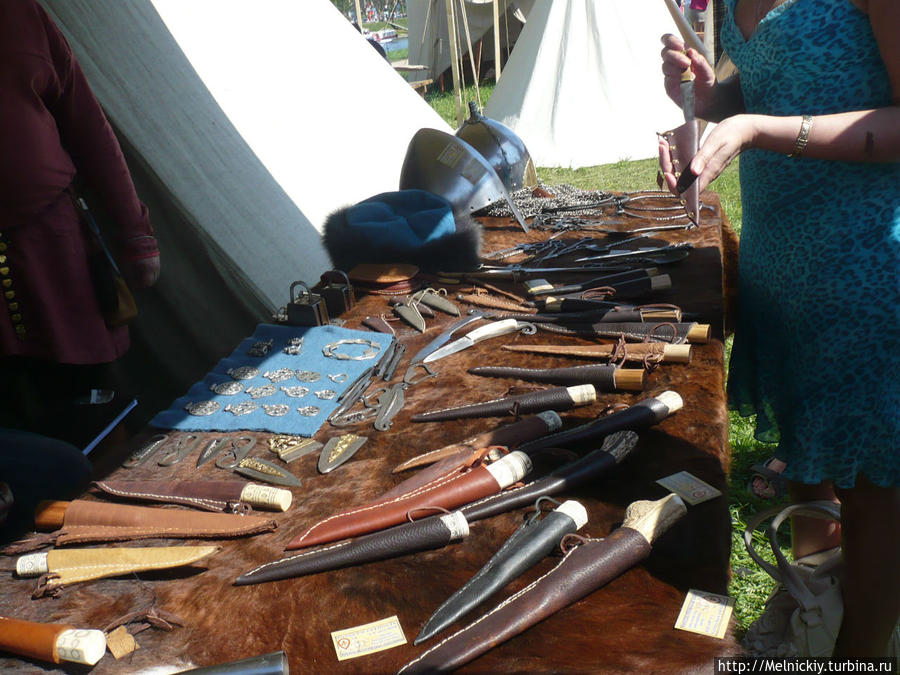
[40,499,276,545]
[91,480,292,512]
[460,430,638,523]
[415,501,587,644]
[661,120,701,225]
[235,511,469,585]
[285,451,531,550]
[467,364,623,391]
[399,495,687,674]
[539,321,709,344]
[411,385,596,423]
[17,545,219,591]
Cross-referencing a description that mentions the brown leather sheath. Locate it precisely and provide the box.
[50,499,276,545]
[92,480,247,512]
[398,529,651,674]
[661,120,700,225]
[0,615,71,664]
[285,464,502,550]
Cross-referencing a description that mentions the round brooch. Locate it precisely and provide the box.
[281,386,310,398]
[227,366,259,381]
[296,370,321,383]
[184,400,220,416]
[246,384,277,399]
[263,404,291,417]
[263,368,296,383]
[315,389,337,400]
[298,406,320,417]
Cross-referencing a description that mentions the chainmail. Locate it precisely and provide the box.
[482,183,614,219]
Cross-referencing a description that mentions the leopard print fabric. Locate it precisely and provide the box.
[722,0,900,488]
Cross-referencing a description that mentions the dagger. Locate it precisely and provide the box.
[410,384,598,423]
[500,342,693,364]
[408,309,487,364]
[398,495,687,674]
[92,480,293,512]
[0,615,106,667]
[391,411,562,474]
[415,500,588,644]
[467,363,646,392]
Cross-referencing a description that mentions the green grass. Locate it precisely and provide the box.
[423,84,787,639]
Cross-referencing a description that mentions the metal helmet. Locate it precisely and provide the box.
[399,127,529,232]
[456,101,538,192]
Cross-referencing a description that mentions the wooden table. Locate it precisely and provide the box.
[0,192,742,674]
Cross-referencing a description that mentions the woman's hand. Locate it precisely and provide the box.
[659,115,758,194]
[660,33,717,119]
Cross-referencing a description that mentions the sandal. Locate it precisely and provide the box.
[748,457,787,500]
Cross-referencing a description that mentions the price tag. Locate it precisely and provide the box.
[656,471,722,505]
[331,615,407,661]
[675,589,734,639]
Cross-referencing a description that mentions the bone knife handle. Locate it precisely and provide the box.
[0,616,106,665]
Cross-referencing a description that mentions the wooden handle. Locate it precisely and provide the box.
[0,615,73,664]
[613,369,646,391]
[661,0,713,64]
[33,500,69,530]
[662,344,693,363]
[686,323,711,343]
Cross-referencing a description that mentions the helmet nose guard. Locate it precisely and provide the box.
[399,127,529,232]
[456,101,538,193]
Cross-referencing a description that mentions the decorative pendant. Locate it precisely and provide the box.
[296,370,321,382]
[224,401,258,416]
[298,406,320,417]
[283,337,304,355]
[184,400,220,416]
[227,366,259,381]
[263,404,291,417]
[315,389,337,400]
[246,384,277,399]
[210,381,245,396]
[234,457,303,487]
[280,385,310,398]
[263,368,295,383]
[247,338,274,357]
[318,433,367,474]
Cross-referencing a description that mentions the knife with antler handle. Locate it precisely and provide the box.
[398,495,688,674]
[91,480,292,512]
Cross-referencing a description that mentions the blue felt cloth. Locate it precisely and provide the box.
[345,190,456,249]
[150,324,394,436]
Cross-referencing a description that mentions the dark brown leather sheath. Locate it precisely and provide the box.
[53,499,276,545]
[398,529,652,674]
[285,465,502,550]
[661,120,700,225]
[468,364,617,390]
[0,616,70,664]
[411,386,582,422]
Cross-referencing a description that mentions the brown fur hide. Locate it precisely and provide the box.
[0,195,742,674]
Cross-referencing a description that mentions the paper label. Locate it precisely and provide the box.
[674,589,734,639]
[331,615,407,661]
[656,471,721,505]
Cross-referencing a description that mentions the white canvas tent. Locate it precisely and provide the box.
[484,0,685,168]
[39,0,451,415]
[407,0,534,85]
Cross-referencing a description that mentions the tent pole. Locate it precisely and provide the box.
[354,0,363,27]
[445,0,464,126]
[493,0,501,82]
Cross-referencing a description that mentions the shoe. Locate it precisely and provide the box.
[748,457,787,499]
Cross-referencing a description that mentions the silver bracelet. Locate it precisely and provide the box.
[322,338,380,360]
[788,115,813,158]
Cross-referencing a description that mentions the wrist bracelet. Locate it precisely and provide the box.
[788,115,813,158]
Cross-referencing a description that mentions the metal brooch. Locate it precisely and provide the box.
[283,337,304,355]
[298,406,320,416]
[328,373,349,383]
[246,383,277,399]
[184,400,220,416]
[315,389,337,400]
[247,338,274,357]
[263,368,295,383]
[210,381,245,396]
[224,401,258,416]
[280,385,310,398]
[227,366,259,381]
[263,404,290,416]
[296,370,321,382]
[322,338,381,361]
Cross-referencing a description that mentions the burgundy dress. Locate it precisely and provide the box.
[0,0,159,365]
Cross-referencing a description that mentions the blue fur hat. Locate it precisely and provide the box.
[323,189,481,273]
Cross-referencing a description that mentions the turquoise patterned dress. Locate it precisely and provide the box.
[722,0,900,488]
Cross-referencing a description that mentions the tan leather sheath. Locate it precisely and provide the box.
[48,499,276,545]
[0,615,71,664]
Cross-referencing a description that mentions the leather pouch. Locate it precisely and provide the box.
[50,499,276,545]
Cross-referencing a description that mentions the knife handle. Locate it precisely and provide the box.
[465,318,521,342]
[34,500,69,530]
[0,616,106,665]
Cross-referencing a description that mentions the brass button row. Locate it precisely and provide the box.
[0,231,25,339]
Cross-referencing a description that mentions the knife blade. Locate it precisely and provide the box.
[422,319,532,363]
[408,310,486,364]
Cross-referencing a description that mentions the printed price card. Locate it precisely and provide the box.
[331,615,407,661]
[675,589,734,639]
[656,471,722,505]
